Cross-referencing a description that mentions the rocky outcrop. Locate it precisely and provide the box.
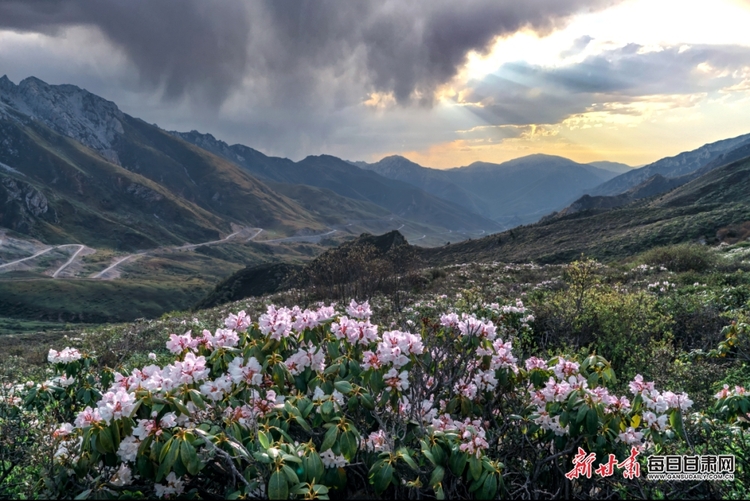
[126,183,164,203]
[2,177,49,216]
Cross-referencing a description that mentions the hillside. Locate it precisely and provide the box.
[588,132,750,197]
[356,154,620,227]
[172,131,501,233]
[422,154,750,265]
[0,76,334,249]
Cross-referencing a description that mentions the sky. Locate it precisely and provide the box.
[1,0,750,168]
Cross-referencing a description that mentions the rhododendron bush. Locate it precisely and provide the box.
[7,299,742,499]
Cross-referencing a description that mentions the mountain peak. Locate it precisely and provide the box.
[1,75,125,164]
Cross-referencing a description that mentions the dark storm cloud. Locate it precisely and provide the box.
[0,0,251,106]
[253,0,621,106]
[465,43,750,126]
[0,0,619,108]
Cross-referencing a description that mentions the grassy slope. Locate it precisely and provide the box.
[423,156,750,265]
[0,278,211,323]
[0,117,231,250]
[174,133,501,233]
[115,118,324,233]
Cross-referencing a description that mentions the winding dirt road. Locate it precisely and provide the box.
[51,245,86,278]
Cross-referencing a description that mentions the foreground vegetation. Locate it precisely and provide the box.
[1,243,749,499]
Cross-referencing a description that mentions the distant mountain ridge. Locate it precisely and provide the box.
[423,153,750,265]
[551,133,750,219]
[588,133,750,197]
[355,153,621,227]
[171,130,501,233]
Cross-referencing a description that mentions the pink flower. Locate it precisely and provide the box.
[48,347,82,363]
[74,406,104,428]
[552,358,579,379]
[346,299,372,320]
[384,368,409,391]
[363,430,390,453]
[168,352,209,385]
[97,389,136,424]
[199,375,232,401]
[618,427,644,445]
[228,356,263,386]
[224,311,252,332]
[361,351,381,370]
[440,313,459,328]
[53,423,73,438]
[213,328,239,348]
[525,357,548,371]
[166,332,197,354]
[258,305,293,340]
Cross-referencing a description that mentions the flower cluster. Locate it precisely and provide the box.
[48,347,82,364]
[22,297,699,500]
[715,384,747,399]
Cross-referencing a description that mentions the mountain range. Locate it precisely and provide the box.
[2,74,750,322]
[352,154,625,227]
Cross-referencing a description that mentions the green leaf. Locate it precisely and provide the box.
[429,465,445,488]
[321,425,338,452]
[469,471,488,492]
[669,410,686,439]
[282,464,300,484]
[321,400,334,417]
[180,441,201,476]
[173,399,191,417]
[97,427,114,454]
[339,430,358,461]
[110,421,121,451]
[448,450,467,476]
[371,462,393,494]
[469,455,482,481]
[478,473,498,500]
[398,447,418,471]
[282,453,302,464]
[188,389,206,410]
[369,371,385,394]
[74,489,92,500]
[576,404,589,424]
[258,430,271,450]
[360,392,375,410]
[431,444,446,465]
[585,408,599,436]
[334,380,353,395]
[305,452,325,484]
[324,363,340,376]
[268,470,288,500]
[436,483,445,500]
[294,415,312,433]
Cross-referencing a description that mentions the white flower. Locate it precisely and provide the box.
[117,435,140,463]
[53,423,74,438]
[320,449,347,468]
[110,464,133,486]
[155,472,185,498]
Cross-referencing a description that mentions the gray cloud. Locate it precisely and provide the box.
[0,0,251,107]
[465,43,750,126]
[0,0,619,109]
